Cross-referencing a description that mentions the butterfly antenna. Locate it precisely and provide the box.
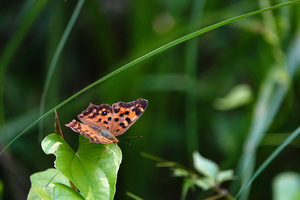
[119,140,131,145]
[118,135,142,145]
[118,135,142,139]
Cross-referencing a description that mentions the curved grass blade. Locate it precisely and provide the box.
[39,0,85,141]
[1,0,299,156]
[231,27,300,198]
[235,126,300,198]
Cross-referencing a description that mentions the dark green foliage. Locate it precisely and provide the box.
[1,0,300,199]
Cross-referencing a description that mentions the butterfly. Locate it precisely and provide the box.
[65,98,148,144]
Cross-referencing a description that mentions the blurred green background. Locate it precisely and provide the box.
[1,0,300,199]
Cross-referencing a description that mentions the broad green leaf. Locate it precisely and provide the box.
[27,168,70,200]
[193,151,219,182]
[77,135,122,200]
[42,133,122,200]
[53,183,84,200]
[272,172,300,200]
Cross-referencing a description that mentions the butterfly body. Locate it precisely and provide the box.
[66,98,148,144]
[98,129,119,143]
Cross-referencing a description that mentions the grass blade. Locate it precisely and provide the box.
[1,0,298,156]
[38,0,85,141]
[235,126,300,198]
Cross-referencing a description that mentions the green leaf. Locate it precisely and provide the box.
[193,151,219,182]
[217,169,235,183]
[272,172,300,200]
[53,183,84,200]
[27,168,70,200]
[42,133,122,200]
[194,178,211,191]
[30,187,51,200]
[213,84,253,110]
[172,168,190,177]
[181,179,196,200]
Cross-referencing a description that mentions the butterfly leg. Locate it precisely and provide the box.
[99,144,107,163]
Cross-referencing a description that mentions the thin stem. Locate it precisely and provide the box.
[43,170,59,190]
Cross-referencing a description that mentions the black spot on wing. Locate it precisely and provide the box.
[101,110,107,116]
[81,103,112,117]
[125,118,131,124]
[119,122,126,128]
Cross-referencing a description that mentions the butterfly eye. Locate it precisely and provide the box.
[102,111,107,116]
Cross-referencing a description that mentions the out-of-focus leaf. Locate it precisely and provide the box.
[217,169,235,183]
[272,171,300,200]
[213,84,253,110]
[193,152,219,182]
[181,179,196,200]
[194,178,211,190]
[172,168,190,177]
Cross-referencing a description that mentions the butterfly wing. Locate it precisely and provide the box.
[65,120,113,144]
[78,103,113,132]
[66,103,116,144]
[110,98,148,136]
